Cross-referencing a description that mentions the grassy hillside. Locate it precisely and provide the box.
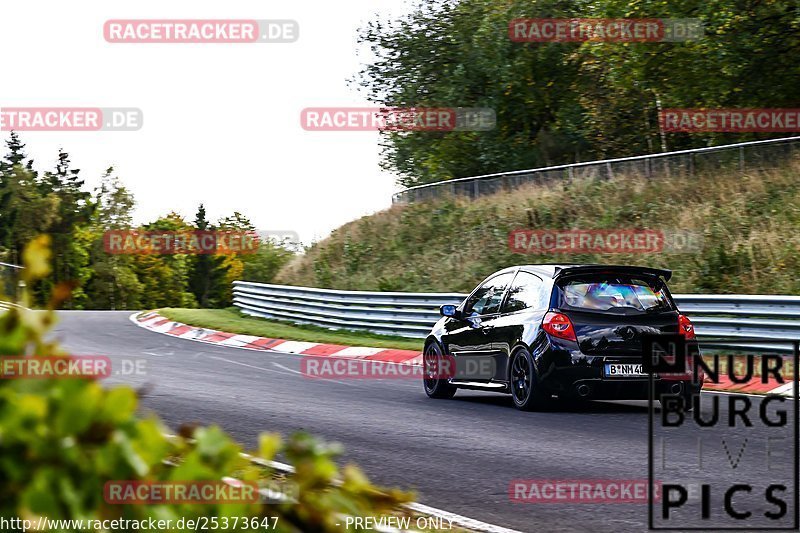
[277,159,800,295]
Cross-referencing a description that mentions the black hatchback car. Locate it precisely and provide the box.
[423,264,702,410]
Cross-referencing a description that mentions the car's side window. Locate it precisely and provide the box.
[465,272,514,316]
[501,271,545,313]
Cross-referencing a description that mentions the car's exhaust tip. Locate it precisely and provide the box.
[670,382,684,394]
[576,384,591,397]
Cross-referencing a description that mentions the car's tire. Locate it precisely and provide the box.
[682,384,698,412]
[510,347,549,411]
[423,341,457,399]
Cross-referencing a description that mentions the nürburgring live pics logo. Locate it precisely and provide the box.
[645,335,799,530]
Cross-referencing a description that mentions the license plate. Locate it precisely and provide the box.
[604,363,648,377]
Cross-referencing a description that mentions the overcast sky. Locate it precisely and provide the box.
[0,0,415,243]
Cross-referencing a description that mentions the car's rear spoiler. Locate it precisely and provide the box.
[553,265,673,282]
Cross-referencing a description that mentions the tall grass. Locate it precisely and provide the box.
[278,158,800,294]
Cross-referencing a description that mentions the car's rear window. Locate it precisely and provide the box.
[556,275,674,314]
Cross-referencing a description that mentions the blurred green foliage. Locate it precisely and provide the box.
[0,237,412,530]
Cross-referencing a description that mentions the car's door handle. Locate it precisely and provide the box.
[481,326,494,334]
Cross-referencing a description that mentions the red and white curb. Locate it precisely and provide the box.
[130,311,423,367]
[701,361,794,396]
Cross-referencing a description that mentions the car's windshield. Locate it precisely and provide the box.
[557,275,673,313]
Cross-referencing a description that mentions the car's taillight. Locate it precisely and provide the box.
[542,312,577,342]
[678,314,696,340]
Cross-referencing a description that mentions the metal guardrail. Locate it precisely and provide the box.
[0,261,23,307]
[233,282,462,338]
[0,301,25,312]
[392,136,800,204]
[233,281,800,346]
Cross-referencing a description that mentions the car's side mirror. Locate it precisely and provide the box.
[440,304,459,319]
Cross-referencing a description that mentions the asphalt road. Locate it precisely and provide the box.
[54,311,798,533]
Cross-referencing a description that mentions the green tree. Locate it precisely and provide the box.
[355,0,590,186]
[576,0,800,153]
[0,133,294,310]
[356,0,800,186]
[134,212,197,309]
[0,163,59,269]
[0,131,35,172]
[82,168,143,310]
[217,212,295,288]
[188,204,227,308]
[0,133,45,264]
[36,150,93,308]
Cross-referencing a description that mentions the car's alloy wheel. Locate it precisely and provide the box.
[510,348,547,411]
[423,342,456,399]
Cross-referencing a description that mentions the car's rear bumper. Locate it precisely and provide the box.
[538,355,703,400]
[554,377,702,400]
